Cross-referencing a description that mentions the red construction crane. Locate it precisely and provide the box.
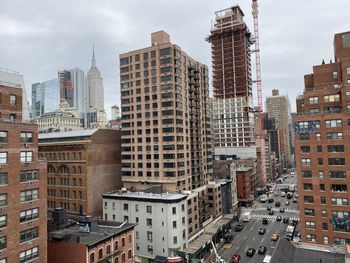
[252,0,267,185]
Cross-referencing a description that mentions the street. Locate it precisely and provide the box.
[218,174,298,263]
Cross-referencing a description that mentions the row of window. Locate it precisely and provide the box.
[302,170,346,179]
[301,158,345,166]
[41,152,83,161]
[301,145,345,153]
[48,177,83,186]
[0,151,33,164]
[304,193,348,204]
[0,131,33,144]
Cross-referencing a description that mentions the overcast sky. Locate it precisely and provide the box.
[1,0,349,117]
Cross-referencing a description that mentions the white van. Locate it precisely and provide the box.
[263,255,272,263]
[242,212,251,222]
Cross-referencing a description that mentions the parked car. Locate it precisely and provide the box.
[281,192,286,197]
[224,234,233,243]
[276,215,282,221]
[271,233,279,241]
[275,201,281,207]
[262,218,268,225]
[287,192,293,199]
[258,246,267,255]
[246,248,256,257]
[235,223,244,231]
[269,210,274,215]
[279,208,285,213]
[283,217,290,223]
[232,254,241,263]
[293,198,298,203]
[285,201,290,206]
[268,198,274,203]
[259,228,266,235]
[267,206,272,211]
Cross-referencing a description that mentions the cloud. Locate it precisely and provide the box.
[0,0,348,116]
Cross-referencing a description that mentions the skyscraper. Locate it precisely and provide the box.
[31,79,60,118]
[208,6,255,158]
[86,46,104,113]
[266,89,292,169]
[294,31,350,246]
[111,105,120,120]
[58,70,74,107]
[120,31,212,191]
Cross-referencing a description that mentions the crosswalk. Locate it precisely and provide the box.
[255,207,299,213]
[251,214,299,222]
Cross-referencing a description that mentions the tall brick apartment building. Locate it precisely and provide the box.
[38,129,122,217]
[294,31,350,246]
[0,82,47,262]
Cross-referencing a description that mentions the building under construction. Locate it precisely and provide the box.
[209,6,255,154]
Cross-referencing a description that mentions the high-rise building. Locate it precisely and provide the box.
[266,89,292,169]
[31,79,60,118]
[0,80,47,262]
[208,6,255,150]
[119,31,212,191]
[294,31,350,246]
[111,105,120,120]
[87,46,104,113]
[58,70,74,107]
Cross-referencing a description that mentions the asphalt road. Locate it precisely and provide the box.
[218,174,299,263]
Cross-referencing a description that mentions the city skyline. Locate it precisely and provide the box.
[1,0,349,117]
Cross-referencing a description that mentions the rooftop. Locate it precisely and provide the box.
[49,220,135,248]
[103,190,187,203]
[39,128,98,140]
[270,238,345,263]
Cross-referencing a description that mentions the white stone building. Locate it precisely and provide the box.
[103,190,188,263]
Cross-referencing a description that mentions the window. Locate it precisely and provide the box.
[326,132,343,139]
[172,207,176,215]
[325,119,342,127]
[0,153,7,164]
[329,171,346,179]
[304,196,314,203]
[0,173,7,186]
[173,221,177,228]
[321,196,326,204]
[306,234,316,242]
[0,216,6,228]
[128,249,132,259]
[20,151,33,163]
[323,236,329,245]
[19,247,38,263]
[20,227,39,243]
[317,145,322,152]
[0,194,7,206]
[309,97,319,104]
[330,184,347,192]
[331,197,348,205]
[303,183,313,191]
[146,206,152,213]
[327,145,344,152]
[300,146,310,153]
[301,158,311,165]
[98,248,103,259]
[146,218,152,226]
[20,208,39,222]
[114,241,118,251]
[173,236,178,244]
[128,234,132,243]
[106,245,111,255]
[333,71,338,79]
[90,252,95,263]
[135,204,139,212]
[304,209,315,216]
[347,68,350,75]
[0,236,6,250]
[20,189,39,202]
[20,132,33,143]
[302,171,312,178]
[147,231,153,241]
[20,170,39,182]
[0,132,7,143]
[324,94,340,103]
[123,203,128,211]
[321,210,327,217]
[9,95,16,105]
[305,221,316,229]
[328,158,345,165]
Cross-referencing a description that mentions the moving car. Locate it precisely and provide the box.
[285,201,290,206]
[269,210,274,215]
[224,234,233,243]
[262,218,268,225]
[271,233,279,241]
[267,206,272,211]
[276,215,282,221]
[275,201,281,207]
[281,192,286,197]
[235,223,244,231]
[243,212,252,222]
[246,248,256,257]
[268,198,274,203]
[232,254,241,263]
[263,255,272,263]
[279,208,285,213]
[293,198,298,203]
[259,228,266,235]
[260,194,268,203]
[258,246,267,255]
[283,217,290,223]
[287,192,293,199]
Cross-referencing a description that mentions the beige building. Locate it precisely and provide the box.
[120,31,212,192]
[266,89,292,169]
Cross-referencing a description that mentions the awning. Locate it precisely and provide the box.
[155,255,168,263]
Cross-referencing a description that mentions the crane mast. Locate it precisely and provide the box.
[252,0,267,185]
